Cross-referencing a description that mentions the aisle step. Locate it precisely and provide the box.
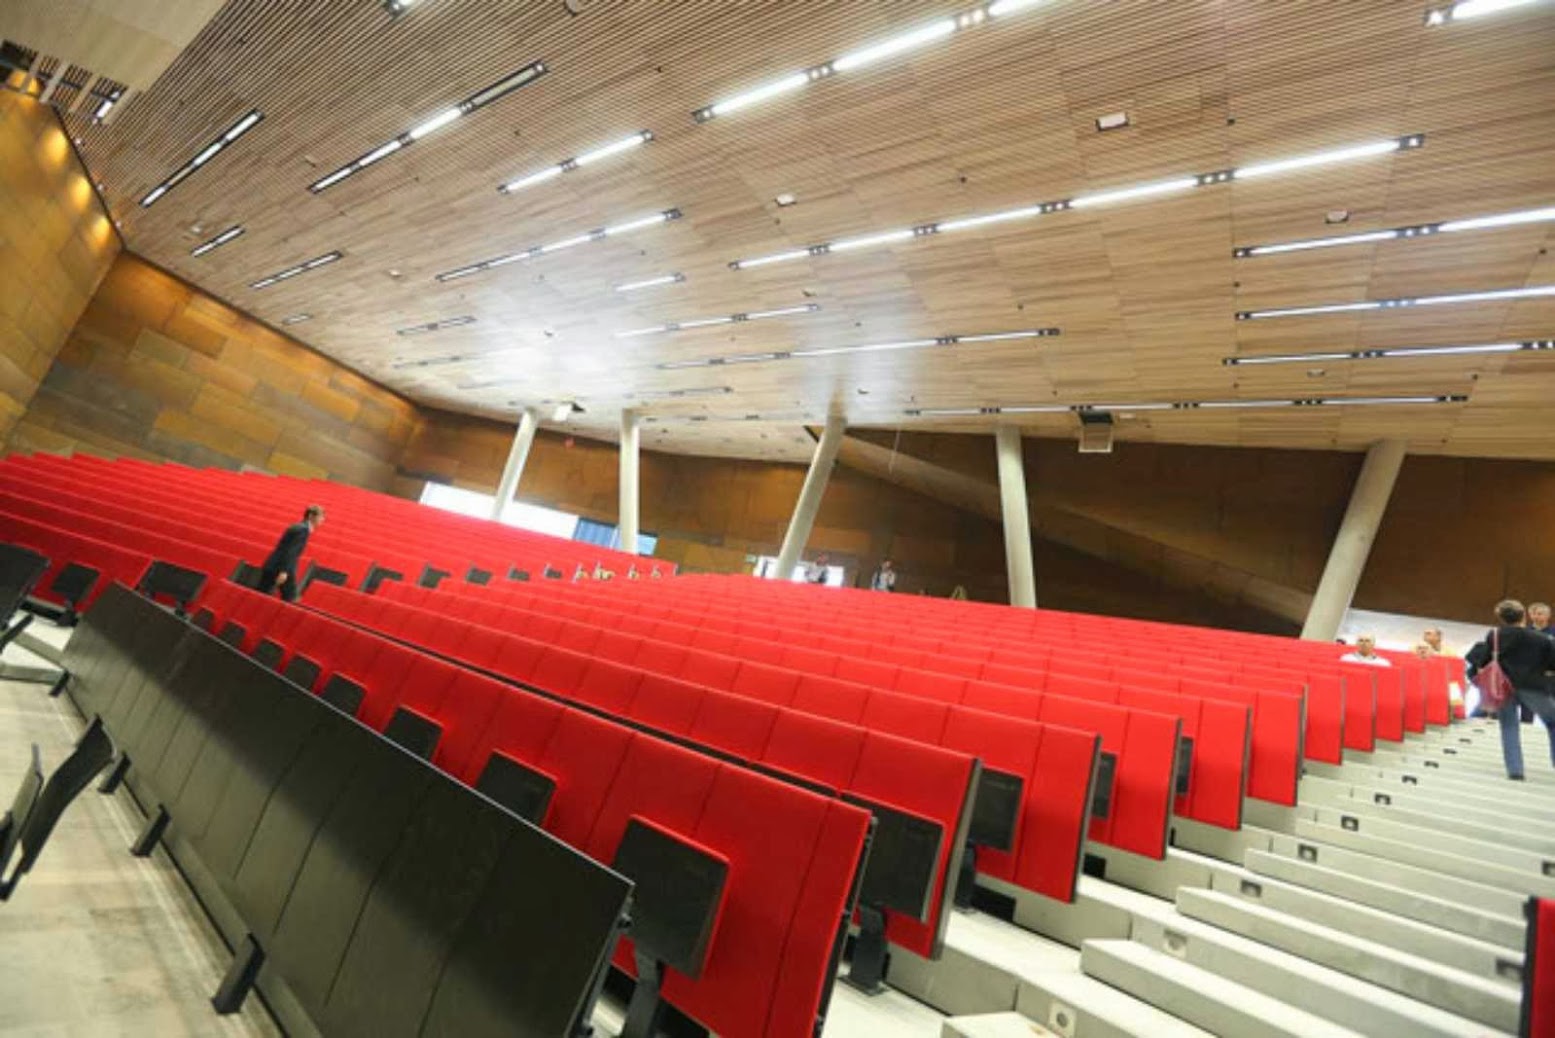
[1291,818,1555,900]
[1079,940,1365,1038]
[1174,888,1522,1031]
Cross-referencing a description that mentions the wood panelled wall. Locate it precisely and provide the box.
[0,89,120,445]
[9,254,421,490]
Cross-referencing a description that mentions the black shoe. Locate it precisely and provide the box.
[1509,774,1526,781]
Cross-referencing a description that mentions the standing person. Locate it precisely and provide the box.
[805,553,831,585]
[1422,627,1447,655]
[871,558,897,592]
[258,505,324,603]
[1529,602,1553,635]
[1465,599,1555,780]
[1339,635,1392,667]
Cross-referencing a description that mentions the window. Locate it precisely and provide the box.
[419,484,656,554]
[575,517,658,555]
[753,555,844,586]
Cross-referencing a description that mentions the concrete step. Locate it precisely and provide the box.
[1298,773,1555,836]
[1175,887,1522,1032]
[1263,830,1528,917]
[941,1012,1061,1038]
[1080,939,1366,1038]
[1298,788,1555,855]
[1102,878,1509,1037]
[1305,759,1555,812]
[1014,963,1215,1038]
[1243,847,1526,950]
[1207,862,1525,980]
[1292,817,1555,900]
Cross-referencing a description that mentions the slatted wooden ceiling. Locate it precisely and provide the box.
[67,0,1555,462]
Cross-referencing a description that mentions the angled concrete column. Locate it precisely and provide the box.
[1301,438,1406,641]
[774,414,846,580]
[618,409,640,555]
[995,426,1037,608]
[489,407,540,521]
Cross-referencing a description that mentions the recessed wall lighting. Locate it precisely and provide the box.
[1236,284,1555,320]
[140,110,263,207]
[619,303,820,339]
[396,315,477,336]
[498,130,652,195]
[435,208,681,282]
[729,134,1423,270]
[190,225,244,256]
[311,63,546,193]
[249,250,343,289]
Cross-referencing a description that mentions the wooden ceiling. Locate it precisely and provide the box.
[68,0,1555,463]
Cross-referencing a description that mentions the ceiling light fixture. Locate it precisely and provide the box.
[692,2,1052,123]
[656,327,1058,368]
[1237,284,1555,319]
[396,315,477,336]
[619,303,820,339]
[311,62,546,193]
[1234,205,1555,257]
[905,393,1469,418]
[249,250,343,289]
[1224,340,1553,365]
[140,109,263,207]
[190,225,245,256]
[730,134,1423,270]
[435,208,681,282]
[280,313,313,326]
[498,130,651,195]
[1426,0,1545,25]
[614,273,685,292]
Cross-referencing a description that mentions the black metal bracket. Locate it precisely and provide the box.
[841,902,890,995]
[953,842,978,911]
[211,934,266,1014]
[130,805,170,857]
[619,949,667,1038]
[98,755,130,795]
[0,612,34,652]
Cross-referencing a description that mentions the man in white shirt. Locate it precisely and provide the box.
[871,558,897,592]
[1340,635,1392,667]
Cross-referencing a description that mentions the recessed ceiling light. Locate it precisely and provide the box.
[730,134,1423,270]
[1236,284,1555,320]
[1325,209,1351,224]
[775,192,797,207]
[1426,0,1544,25]
[1224,340,1551,365]
[1095,111,1129,132]
[280,313,312,326]
[614,272,685,293]
[498,130,652,195]
[140,109,263,207]
[396,315,477,336]
[619,303,820,339]
[1233,205,1555,258]
[435,208,681,282]
[190,225,244,257]
[311,62,546,193]
[903,393,1469,418]
[249,250,343,289]
[657,327,1058,368]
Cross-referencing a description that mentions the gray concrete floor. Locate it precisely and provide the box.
[0,635,279,1037]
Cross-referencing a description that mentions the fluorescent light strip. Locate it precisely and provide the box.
[615,273,685,293]
[140,109,264,207]
[1235,205,1555,257]
[1238,284,1555,319]
[1426,0,1545,24]
[692,3,1053,123]
[249,251,343,290]
[311,62,546,193]
[905,393,1470,417]
[618,303,820,339]
[190,225,245,257]
[1224,340,1552,365]
[499,131,652,195]
[657,327,1058,368]
[396,315,477,336]
[730,134,1422,270]
[435,209,680,282]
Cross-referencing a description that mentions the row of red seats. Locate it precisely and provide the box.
[192,579,869,1038]
[379,578,1267,824]
[0,510,152,612]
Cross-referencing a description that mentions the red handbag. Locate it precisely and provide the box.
[1473,628,1515,712]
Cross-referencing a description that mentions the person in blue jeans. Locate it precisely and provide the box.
[1465,599,1555,780]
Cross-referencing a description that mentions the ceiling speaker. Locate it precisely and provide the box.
[1077,412,1114,454]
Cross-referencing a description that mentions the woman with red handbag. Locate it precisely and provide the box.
[1465,600,1555,780]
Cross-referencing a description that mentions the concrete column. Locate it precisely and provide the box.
[489,407,540,522]
[1301,438,1407,641]
[618,409,640,555]
[995,425,1037,609]
[774,413,846,580]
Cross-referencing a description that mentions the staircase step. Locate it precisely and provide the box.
[1014,965,1214,1038]
[1080,939,1365,1038]
[1175,887,1521,1031]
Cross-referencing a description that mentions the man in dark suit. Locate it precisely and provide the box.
[258,505,324,602]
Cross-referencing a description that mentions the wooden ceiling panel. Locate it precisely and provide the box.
[65,0,1555,461]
